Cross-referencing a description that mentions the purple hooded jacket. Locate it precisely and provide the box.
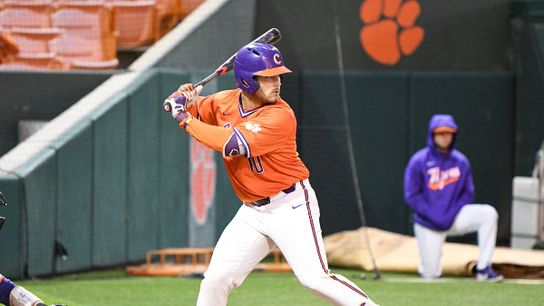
[403,114,475,231]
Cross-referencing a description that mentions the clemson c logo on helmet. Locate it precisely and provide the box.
[273,53,281,65]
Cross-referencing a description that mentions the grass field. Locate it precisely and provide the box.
[16,268,544,306]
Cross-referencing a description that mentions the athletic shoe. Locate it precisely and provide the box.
[476,265,504,282]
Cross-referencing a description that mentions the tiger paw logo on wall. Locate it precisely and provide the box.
[359,0,424,65]
[190,139,217,225]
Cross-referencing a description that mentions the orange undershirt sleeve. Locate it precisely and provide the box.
[180,117,234,152]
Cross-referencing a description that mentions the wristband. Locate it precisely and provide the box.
[181,116,194,129]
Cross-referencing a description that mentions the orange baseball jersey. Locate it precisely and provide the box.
[183,88,309,202]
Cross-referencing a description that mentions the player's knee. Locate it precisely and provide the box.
[296,273,329,291]
[483,205,498,223]
[200,274,239,294]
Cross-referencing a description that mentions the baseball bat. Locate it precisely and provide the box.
[163,27,282,112]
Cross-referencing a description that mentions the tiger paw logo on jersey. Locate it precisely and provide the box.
[427,166,461,191]
[359,0,425,65]
[190,139,217,224]
[244,122,262,133]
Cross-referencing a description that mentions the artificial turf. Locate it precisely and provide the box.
[15,268,544,306]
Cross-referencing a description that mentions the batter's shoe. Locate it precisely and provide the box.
[476,265,504,282]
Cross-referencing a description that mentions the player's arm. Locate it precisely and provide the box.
[457,159,475,205]
[165,85,247,157]
[183,119,247,157]
[403,159,434,219]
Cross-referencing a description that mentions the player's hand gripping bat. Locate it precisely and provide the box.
[163,28,282,112]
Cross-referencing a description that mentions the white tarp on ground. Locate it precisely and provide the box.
[324,227,544,278]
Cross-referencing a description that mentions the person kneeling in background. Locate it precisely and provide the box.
[403,114,503,282]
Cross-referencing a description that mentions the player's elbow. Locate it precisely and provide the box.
[222,130,248,158]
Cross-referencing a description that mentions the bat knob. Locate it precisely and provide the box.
[163,99,173,112]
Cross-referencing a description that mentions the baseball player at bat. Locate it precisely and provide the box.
[165,43,379,306]
[0,192,64,306]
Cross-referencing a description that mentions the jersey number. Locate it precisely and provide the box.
[248,157,264,174]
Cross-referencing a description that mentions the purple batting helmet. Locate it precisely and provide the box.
[233,42,292,93]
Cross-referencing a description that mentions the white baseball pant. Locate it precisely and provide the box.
[196,179,378,306]
[414,204,499,278]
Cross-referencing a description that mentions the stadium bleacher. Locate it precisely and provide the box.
[0,0,203,70]
[110,0,157,49]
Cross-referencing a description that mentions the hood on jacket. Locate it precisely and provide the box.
[427,114,458,152]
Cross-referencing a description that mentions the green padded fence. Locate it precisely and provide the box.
[52,120,93,273]
[90,93,129,267]
[346,71,411,235]
[0,172,24,277]
[157,70,191,249]
[126,71,161,262]
[19,149,57,276]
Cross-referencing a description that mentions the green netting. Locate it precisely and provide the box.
[345,71,411,234]
[512,15,544,175]
[298,70,514,242]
